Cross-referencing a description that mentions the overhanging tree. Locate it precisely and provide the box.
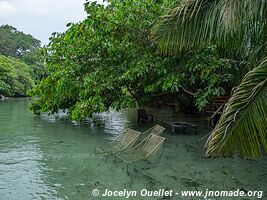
[30,0,176,118]
[31,0,237,119]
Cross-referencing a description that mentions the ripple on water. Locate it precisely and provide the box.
[1,99,267,200]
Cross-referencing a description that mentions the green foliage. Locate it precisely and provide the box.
[150,0,267,62]
[30,0,238,119]
[151,0,267,157]
[0,25,41,58]
[183,45,233,110]
[24,50,47,82]
[0,55,33,96]
[0,24,45,83]
[30,0,175,119]
[206,59,267,158]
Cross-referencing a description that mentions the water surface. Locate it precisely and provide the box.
[0,99,266,200]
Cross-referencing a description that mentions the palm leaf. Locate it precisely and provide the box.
[150,0,267,56]
[205,58,267,158]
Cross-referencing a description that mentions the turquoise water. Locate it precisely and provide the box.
[0,99,266,200]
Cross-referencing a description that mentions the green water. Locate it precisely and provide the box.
[0,99,266,200]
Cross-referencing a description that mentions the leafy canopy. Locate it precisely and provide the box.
[30,0,237,119]
[30,0,174,118]
[0,25,41,59]
[0,55,33,96]
[0,24,45,84]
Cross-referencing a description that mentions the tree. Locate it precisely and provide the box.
[0,25,45,82]
[151,0,267,157]
[30,0,174,117]
[0,25,41,58]
[0,55,33,96]
[30,0,237,119]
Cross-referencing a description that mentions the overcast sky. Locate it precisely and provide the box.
[0,0,103,45]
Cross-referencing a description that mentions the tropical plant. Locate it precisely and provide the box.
[151,0,267,157]
[206,59,267,158]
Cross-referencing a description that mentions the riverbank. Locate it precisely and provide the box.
[0,95,31,100]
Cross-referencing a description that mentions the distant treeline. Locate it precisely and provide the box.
[0,25,45,97]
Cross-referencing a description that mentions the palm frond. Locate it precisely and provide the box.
[205,58,267,158]
[150,0,267,56]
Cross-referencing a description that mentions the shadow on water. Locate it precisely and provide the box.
[0,99,266,200]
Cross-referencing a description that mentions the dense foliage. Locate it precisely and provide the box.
[0,25,45,83]
[179,45,234,111]
[151,0,267,157]
[0,25,44,97]
[0,25,41,58]
[30,0,237,119]
[30,0,171,117]
[0,55,33,96]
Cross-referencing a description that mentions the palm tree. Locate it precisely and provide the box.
[150,0,267,158]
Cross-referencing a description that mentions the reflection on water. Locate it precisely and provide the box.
[0,144,63,200]
[0,99,63,200]
[0,99,266,200]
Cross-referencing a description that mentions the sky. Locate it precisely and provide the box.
[0,0,103,45]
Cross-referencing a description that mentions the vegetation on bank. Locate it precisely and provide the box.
[0,25,44,97]
[0,55,32,96]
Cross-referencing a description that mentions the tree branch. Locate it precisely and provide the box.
[181,86,195,96]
